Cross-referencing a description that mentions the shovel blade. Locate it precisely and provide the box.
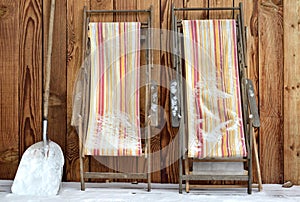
[11,141,64,196]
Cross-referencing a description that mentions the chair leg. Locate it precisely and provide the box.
[248,123,253,194]
[146,124,151,192]
[147,154,151,192]
[79,153,85,191]
[79,117,85,191]
[184,158,190,193]
[253,133,263,191]
[147,173,151,192]
[247,148,252,194]
[179,157,183,194]
[248,170,252,194]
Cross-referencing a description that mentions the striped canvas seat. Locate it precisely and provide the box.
[84,22,142,156]
[182,20,247,158]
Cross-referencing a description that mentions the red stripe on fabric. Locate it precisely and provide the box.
[97,23,101,115]
[100,23,105,149]
[120,23,123,115]
[97,23,104,149]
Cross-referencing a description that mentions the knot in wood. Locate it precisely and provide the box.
[0,5,7,18]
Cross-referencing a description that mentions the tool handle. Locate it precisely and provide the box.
[43,0,56,119]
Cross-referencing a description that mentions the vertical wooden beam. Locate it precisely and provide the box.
[0,0,20,179]
[19,0,43,158]
[283,0,300,185]
[258,0,284,183]
[137,0,162,183]
[160,0,183,183]
[44,0,67,180]
[66,0,90,181]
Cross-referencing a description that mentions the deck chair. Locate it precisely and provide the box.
[171,3,261,194]
[71,6,153,191]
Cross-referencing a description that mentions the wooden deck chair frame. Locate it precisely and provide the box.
[78,6,153,191]
[170,3,262,194]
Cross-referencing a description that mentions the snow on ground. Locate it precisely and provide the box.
[0,180,300,202]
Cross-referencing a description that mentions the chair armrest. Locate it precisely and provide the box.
[246,79,260,128]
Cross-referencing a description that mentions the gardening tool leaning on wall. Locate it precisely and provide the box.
[11,0,64,196]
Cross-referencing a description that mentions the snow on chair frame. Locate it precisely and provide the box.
[171,3,261,194]
[71,6,153,191]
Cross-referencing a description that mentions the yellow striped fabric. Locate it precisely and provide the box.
[85,22,142,156]
[182,20,247,158]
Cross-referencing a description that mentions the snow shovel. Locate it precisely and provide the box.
[11,0,64,196]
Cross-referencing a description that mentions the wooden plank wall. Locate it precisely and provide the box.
[0,0,299,185]
[66,0,89,181]
[283,0,300,185]
[19,0,43,173]
[258,0,284,184]
[0,0,21,179]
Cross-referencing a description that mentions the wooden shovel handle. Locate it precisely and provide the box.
[43,0,56,119]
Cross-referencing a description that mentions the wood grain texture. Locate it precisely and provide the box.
[19,0,43,155]
[90,0,112,22]
[0,0,20,179]
[258,0,284,184]
[66,0,90,181]
[283,0,300,185]
[160,0,183,183]
[184,0,208,19]
[209,0,233,19]
[114,0,137,21]
[43,0,67,180]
